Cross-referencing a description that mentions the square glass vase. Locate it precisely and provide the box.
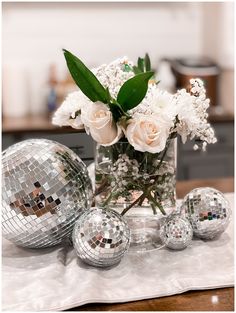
[95,139,177,253]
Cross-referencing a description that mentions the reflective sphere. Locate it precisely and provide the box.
[180,187,231,240]
[160,214,193,250]
[73,208,130,267]
[2,139,93,248]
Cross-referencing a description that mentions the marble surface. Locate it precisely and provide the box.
[2,194,234,311]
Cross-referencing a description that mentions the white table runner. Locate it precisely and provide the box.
[2,194,234,311]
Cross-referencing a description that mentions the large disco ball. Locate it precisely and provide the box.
[2,139,93,248]
[180,187,231,240]
[73,208,130,267]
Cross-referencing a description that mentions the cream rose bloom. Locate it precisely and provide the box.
[125,114,173,153]
[81,101,122,146]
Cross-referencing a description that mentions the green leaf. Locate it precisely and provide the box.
[133,65,142,75]
[63,49,109,103]
[145,53,151,71]
[108,102,124,122]
[138,57,144,72]
[117,71,154,111]
[108,101,131,122]
[105,87,112,102]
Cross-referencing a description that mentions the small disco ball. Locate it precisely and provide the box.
[2,139,93,248]
[72,207,130,267]
[180,187,231,240]
[160,214,193,250]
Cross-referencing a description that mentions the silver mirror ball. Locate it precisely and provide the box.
[180,187,231,240]
[2,139,93,248]
[160,214,193,250]
[72,208,131,267]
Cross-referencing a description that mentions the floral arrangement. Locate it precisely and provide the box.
[53,50,216,153]
[53,50,217,216]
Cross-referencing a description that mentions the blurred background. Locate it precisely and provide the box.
[2,2,234,180]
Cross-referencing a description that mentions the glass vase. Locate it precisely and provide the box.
[95,139,177,252]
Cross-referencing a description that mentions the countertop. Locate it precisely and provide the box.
[67,177,234,312]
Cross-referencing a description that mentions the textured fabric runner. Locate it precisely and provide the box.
[2,194,234,311]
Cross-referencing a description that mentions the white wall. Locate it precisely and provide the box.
[3,2,203,68]
[202,2,234,69]
[2,2,234,115]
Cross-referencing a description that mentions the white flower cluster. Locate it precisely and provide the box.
[108,153,176,205]
[52,91,88,129]
[112,154,139,177]
[53,57,217,153]
[124,77,216,152]
[110,154,139,191]
[174,78,217,149]
[153,159,175,176]
[92,57,134,98]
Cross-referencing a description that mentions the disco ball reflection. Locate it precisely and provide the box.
[73,208,130,267]
[2,139,93,248]
[180,187,231,240]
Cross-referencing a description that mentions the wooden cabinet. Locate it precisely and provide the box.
[2,132,95,167]
[2,116,234,180]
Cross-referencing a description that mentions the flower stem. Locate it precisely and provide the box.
[157,139,171,171]
[121,193,145,216]
[148,193,167,215]
[100,188,116,207]
[150,203,157,215]
[95,179,109,196]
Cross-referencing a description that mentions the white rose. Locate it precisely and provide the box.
[125,114,173,153]
[81,101,122,145]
